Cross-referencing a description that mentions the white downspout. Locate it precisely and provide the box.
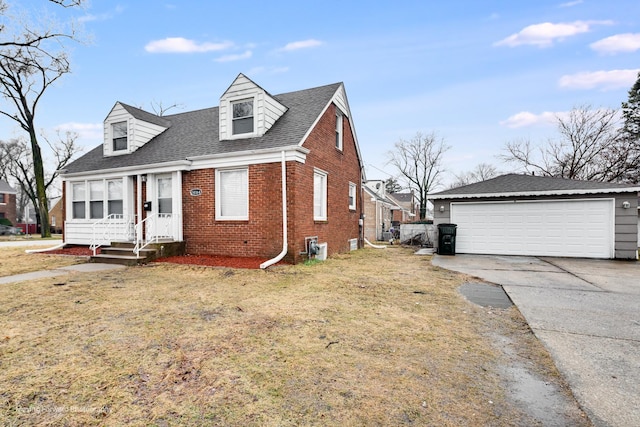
[260,151,288,269]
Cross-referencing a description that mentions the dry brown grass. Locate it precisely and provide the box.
[0,245,85,276]
[0,245,587,426]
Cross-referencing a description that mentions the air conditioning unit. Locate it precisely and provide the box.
[316,243,328,261]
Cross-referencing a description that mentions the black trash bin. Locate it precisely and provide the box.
[437,223,457,255]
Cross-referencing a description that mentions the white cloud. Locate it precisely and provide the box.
[215,50,252,63]
[590,33,640,54]
[55,122,103,141]
[494,20,612,48]
[558,69,639,91]
[280,39,323,51]
[79,5,125,23]
[145,37,233,53]
[559,0,583,7]
[500,111,559,128]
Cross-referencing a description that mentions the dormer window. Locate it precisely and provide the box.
[232,99,254,135]
[112,121,128,151]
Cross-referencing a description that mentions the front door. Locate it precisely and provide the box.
[147,174,173,240]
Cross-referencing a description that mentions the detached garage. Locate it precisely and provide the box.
[431,174,640,260]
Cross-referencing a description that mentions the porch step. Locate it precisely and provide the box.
[90,253,150,266]
[89,240,186,266]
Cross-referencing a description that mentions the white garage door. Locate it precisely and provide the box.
[450,199,614,258]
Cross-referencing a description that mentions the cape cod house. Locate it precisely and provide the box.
[59,74,364,266]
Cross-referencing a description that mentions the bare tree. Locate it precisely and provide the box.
[388,131,450,220]
[450,163,499,188]
[500,105,637,182]
[0,0,81,236]
[1,131,80,229]
[149,100,184,117]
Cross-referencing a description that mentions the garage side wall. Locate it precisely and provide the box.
[614,192,638,259]
[433,192,638,260]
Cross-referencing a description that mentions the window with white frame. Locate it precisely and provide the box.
[335,111,343,150]
[216,168,248,220]
[348,182,356,210]
[107,180,123,215]
[72,182,86,219]
[112,121,128,151]
[71,179,125,220]
[314,170,327,221]
[232,99,254,135]
[89,181,104,219]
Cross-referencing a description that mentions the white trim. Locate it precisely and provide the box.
[430,187,640,200]
[228,97,257,139]
[314,168,328,221]
[59,147,309,179]
[335,111,343,151]
[348,181,357,210]
[215,167,249,221]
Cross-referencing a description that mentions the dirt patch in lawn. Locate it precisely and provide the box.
[0,246,589,426]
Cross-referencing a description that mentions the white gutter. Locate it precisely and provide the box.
[260,151,288,269]
[430,187,640,200]
[364,238,386,249]
[25,241,66,253]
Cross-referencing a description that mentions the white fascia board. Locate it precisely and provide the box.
[429,187,640,199]
[188,145,308,170]
[59,160,192,180]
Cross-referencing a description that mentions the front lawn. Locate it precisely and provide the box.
[0,246,588,426]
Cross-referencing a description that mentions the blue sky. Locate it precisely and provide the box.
[3,0,640,188]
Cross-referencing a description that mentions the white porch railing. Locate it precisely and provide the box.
[90,214,135,256]
[133,213,174,256]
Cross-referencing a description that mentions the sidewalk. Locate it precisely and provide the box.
[0,262,126,285]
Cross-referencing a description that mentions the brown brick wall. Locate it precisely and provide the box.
[182,164,286,259]
[182,102,363,264]
[0,192,17,224]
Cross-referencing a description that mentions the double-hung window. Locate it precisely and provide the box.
[89,181,104,219]
[348,182,357,210]
[232,99,254,135]
[216,168,248,220]
[314,169,327,221]
[112,122,128,151]
[335,111,343,151]
[107,180,123,215]
[72,183,86,219]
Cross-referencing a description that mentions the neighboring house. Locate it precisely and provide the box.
[430,174,640,260]
[388,191,418,223]
[0,179,17,224]
[362,180,398,241]
[59,74,364,264]
[49,196,63,234]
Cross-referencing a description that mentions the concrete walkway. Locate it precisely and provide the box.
[432,254,640,427]
[0,262,126,285]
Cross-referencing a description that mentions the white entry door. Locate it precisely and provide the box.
[147,174,173,239]
[450,199,615,258]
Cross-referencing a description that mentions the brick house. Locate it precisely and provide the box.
[0,179,17,224]
[59,74,364,265]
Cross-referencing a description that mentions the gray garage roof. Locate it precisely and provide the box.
[430,174,640,199]
[63,82,342,175]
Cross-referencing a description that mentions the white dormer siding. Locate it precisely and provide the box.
[332,84,349,118]
[103,103,168,157]
[219,73,287,141]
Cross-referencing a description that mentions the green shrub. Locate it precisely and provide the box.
[0,218,13,226]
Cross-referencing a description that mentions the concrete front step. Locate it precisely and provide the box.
[90,253,149,266]
[90,240,185,266]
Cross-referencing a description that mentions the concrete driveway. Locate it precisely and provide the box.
[432,254,640,427]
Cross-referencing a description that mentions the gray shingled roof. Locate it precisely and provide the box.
[0,179,17,193]
[430,173,640,199]
[64,82,342,174]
